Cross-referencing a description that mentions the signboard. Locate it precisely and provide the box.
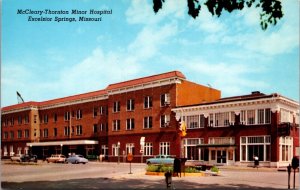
[127,153,133,162]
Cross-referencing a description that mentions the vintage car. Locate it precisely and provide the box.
[21,154,38,162]
[10,154,23,162]
[146,155,174,165]
[66,154,88,164]
[46,154,67,163]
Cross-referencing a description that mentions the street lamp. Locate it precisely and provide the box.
[117,141,120,164]
[60,144,63,155]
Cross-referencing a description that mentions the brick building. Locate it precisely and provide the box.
[1,71,220,161]
[1,71,298,167]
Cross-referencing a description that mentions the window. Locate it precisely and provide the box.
[112,144,120,156]
[159,142,170,155]
[93,124,98,133]
[43,129,48,138]
[240,135,271,162]
[160,115,170,128]
[76,109,82,119]
[24,115,29,124]
[161,93,170,106]
[43,115,48,123]
[126,143,135,155]
[144,116,152,129]
[215,112,230,127]
[209,114,214,126]
[183,138,204,160]
[18,116,22,125]
[258,109,264,124]
[64,112,70,121]
[113,101,120,112]
[127,99,135,111]
[280,136,293,162]
[144,142,153,156]
[126,118,135,130]
[100,106,107,115]
[93,107,98,117]
[247,110,255,124]
[100,123,106,131]
[265,109,271,124]
[53,113,57,122]
[4,132,8,139]
[10,131,14,139]
[17,130,22,138]
[112,120,121,131]
[76,125,82,135]
[10,117,14,126]
[144,96,153,109]
[200,114,205,128]
[186,115,199,129]
[64,126,70,136]
[53,128,57,137]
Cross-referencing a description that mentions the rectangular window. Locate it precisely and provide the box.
[24,130,29,138]
[4,132,8,139]
[53,113,57,122]
[209,113,214,126]
[64,112,70,121]
[76,125,82,135]
[64,126,70,136]
[18,116,22,125]
[160,93,170,106]
[10,131,14,139]
[93,107,98,117]
[127,99,135,111]
[10,117,14,126]
[186,115,199,129]
[257,109,264,124]
[144,142,153,156]
[247,110,255,124]
[76,109,82,119]
[200,114,205,128]
[241,110,246,124]
[100,106,107,115]
[17,130,22,138]
[112,120,121,131]
[143,116,152,129]
[112,144,120,156]
[144,96,153,109]
[53,128,57,137]
[265,108,271,124]
[43,129,48,138]
[44,115,48,123]
[126,143,135,155]
[159,142,170,155]
[113,101,121,113]
[160,115,170,128]
[93,124,98,133]
[126,118,135,130]
[24,115,29,124]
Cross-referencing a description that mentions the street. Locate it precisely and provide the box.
[1,161,299,189]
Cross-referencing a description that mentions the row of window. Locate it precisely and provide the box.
[183,108,273,129]
[112,94,170,113]
[112,115,170,131]
[3,130,30,139]
[2,115,30,126]
[111,142,170,156]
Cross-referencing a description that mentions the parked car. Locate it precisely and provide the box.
[46,154,67,163]
[66,154,88,164]
[21,154,38,163]
[146,155,174,165]
[10,154,23,162]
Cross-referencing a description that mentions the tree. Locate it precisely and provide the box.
[153,0,283,30]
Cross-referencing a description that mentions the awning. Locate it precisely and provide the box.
[196,144,236,148]
[26,140,98,147]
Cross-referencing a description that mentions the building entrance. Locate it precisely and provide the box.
[217,150,227,164]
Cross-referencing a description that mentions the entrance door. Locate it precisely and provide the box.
[217,150,227,164]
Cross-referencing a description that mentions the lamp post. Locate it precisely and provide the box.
[117,141,120,164]
[60,144,63,155]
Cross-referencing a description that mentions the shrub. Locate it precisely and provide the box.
[146,164,173,173]
[185,167,200,173]
[210,166,219,173]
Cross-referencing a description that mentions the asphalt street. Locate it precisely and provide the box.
[1,161,299,189]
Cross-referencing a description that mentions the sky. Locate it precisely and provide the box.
[1,0,299,107]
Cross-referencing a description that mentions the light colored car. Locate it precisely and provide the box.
[46,154,66,163]
[146,155,174,165]
[66,154,88,164]
[10,154,23,162]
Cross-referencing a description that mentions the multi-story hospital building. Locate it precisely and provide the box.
[1,71,299,167]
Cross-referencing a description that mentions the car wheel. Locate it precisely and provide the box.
[82,162,86,164]
[147,161,151,165]
[75,160,78,164]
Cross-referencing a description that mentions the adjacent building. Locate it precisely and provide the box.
[1,70,298,167]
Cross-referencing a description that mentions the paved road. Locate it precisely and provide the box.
[1,161,299,189]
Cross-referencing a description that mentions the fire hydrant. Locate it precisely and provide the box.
[165,171,172,189]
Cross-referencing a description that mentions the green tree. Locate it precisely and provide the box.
[153,0,283,30]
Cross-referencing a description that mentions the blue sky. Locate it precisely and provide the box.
[2,0,299,107]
